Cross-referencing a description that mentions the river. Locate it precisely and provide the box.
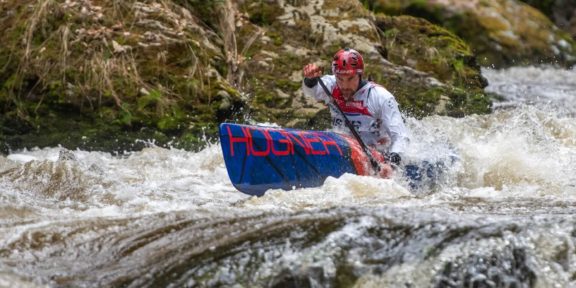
[1,66,575,288]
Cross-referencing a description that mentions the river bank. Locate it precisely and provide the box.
[4,0,574,153]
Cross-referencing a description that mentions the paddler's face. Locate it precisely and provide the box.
[336,73,360,100]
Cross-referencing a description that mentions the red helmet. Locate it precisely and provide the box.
[332,48,364,76]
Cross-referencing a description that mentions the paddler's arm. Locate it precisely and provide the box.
[372,87,410,165]
[384,97,409,165]
[302,64,335,103]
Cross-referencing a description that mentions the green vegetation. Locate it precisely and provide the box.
[0,0,504,153]
[372,15,490,117]
[519,0,555,17]
[361,0,576,68]
[0,0,243,153]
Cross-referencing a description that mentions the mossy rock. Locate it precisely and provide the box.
[374,15,486,89]
[362,0,576,68]
[0,0,245,153]
[519,0,556,20]
[519,0,576,39]
[370,15,490,117]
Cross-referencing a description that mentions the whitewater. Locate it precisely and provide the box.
[0,66,575,287]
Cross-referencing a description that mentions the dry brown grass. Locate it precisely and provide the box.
[23,0,55,62]
[219,0,263,90]
[7,0,209,114]
[219,0,238,87]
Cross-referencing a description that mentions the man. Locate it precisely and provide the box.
[302,48,409,176]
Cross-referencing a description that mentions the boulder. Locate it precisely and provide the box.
[364,0,576,68]
[520,0,576,40]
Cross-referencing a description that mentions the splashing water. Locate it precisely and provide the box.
[1,66,576,287]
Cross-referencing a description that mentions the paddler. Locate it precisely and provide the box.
[302,48,409,177]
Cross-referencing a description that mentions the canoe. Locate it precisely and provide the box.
[219,123,452,196]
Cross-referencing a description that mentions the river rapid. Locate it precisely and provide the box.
[1,66,575,288]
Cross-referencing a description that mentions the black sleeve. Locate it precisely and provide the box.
[303,77,318,88]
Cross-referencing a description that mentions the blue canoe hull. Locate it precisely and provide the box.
[219,123,380,196]
[219,123,454,196]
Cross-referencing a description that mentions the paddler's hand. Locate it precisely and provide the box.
[378,163,393,178]
[303,64,323,88]
[388,152,401,166]
[303,63,323,79]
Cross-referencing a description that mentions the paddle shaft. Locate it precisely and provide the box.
[316,77,382,173]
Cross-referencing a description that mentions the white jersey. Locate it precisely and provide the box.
[302,75,409,154]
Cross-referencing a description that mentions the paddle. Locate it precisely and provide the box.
[316,77,383,174]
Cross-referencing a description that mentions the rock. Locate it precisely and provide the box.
[365,0,576,68]
[520,0,576,40]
